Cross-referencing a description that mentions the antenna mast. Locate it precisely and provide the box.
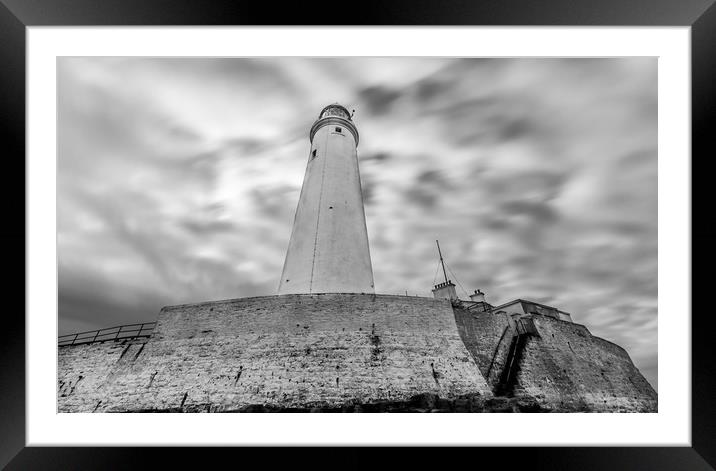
[436,240,448,284]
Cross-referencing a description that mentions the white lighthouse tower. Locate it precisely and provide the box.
[278,104,375,295]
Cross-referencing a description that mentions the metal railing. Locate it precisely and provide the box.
[58,322,156,347]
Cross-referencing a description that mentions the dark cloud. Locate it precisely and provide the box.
[181,219,237,236]
[497,116,538,141]
[480,216,511,232]
[500,200,558,224]
[146,57,299,96]
[401,170,454,209]
[361,152,391,163]
[222,137,269,157]
[404,185,439,209]
[417,169,450,188]
[360,174,377,206]
[358,85,402,116]
[58,265,172,334]
[250,184,300,221]
[414,77,450,103]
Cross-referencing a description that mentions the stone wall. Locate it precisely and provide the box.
[58,339,149,412]
[58,294,656,413]
[512,315,657,412]
[452,306,657,412]
[58,294,492,412]
[453,307,514,389]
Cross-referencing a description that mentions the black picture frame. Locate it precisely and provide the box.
[2,0,713,468]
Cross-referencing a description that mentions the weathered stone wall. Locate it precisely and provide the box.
[58,339,149,412]
[58,294,492,412]
[512,315,657,412]
[58,295,656,413]
[453,308,514,389]
[452,306,657,412]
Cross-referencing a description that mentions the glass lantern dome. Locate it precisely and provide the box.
[318,104,352,121]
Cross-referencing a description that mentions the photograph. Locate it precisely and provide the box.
[56,56,658,413]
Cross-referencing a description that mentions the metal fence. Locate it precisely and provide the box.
[58,322,156,347]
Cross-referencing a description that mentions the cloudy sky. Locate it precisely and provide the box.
[57,57,657,388]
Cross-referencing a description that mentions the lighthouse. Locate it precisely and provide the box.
[278,104,375,294]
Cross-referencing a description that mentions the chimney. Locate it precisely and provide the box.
[432,280,458,301]
[469,289,485,303]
